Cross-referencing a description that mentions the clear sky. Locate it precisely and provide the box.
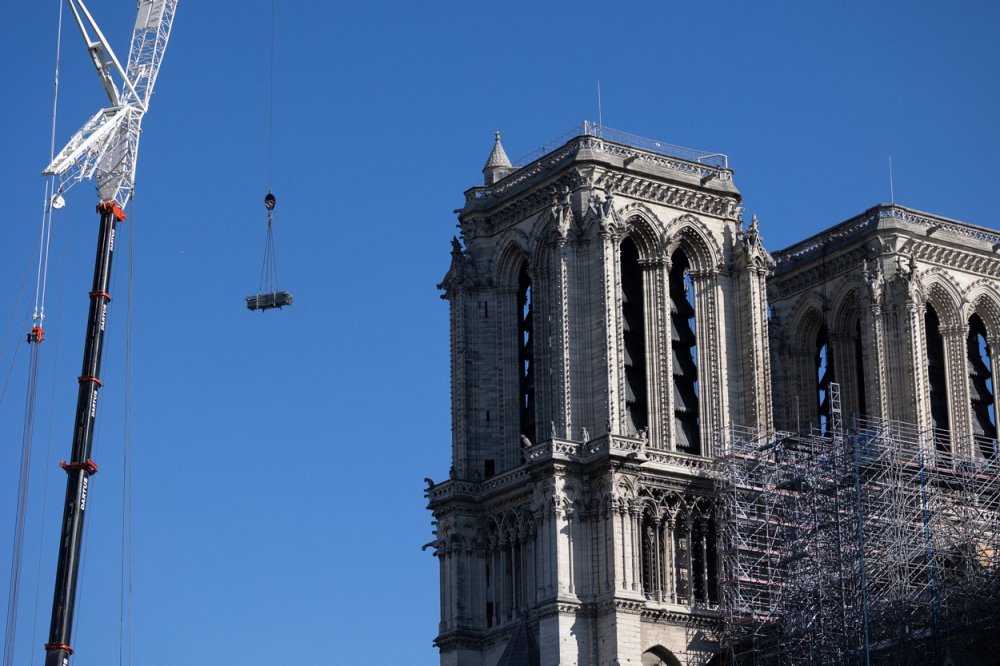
[0,1,998,664]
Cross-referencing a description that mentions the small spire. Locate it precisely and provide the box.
[483,131,515,185]
[485,131,512,169]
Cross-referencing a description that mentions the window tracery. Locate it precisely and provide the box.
[639,497,718,606]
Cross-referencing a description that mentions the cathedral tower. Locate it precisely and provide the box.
[768,203,1000,459]
[427,125,773,665]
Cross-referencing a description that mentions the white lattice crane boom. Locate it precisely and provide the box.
[44,0,177,209]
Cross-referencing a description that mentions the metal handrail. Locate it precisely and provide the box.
[512,120,729,170]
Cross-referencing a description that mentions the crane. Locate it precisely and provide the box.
[40,2,177,664]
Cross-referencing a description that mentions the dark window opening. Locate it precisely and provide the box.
[621,238,648,436]
[517,265,536,446]
[926,307,951,452]
[816,325,834,433]
[670,250,699,453]
[705,518,719,605]
[691,521,707,603]
[484,459,495,478]
[647,514,719,606]
[968,314,997,457]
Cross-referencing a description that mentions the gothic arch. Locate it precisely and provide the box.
[831,286,862,336]
[786,297,827,352]
[621,211,661,261]
[663,213,722,271]
[641,646,682,666]
[966,281,1000,340]
[616,478,637,500]
[923,272,964,329]
[492,230,533,288]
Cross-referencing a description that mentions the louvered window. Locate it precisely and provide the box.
[621,239,648,435]
[517,265,535,446]
[967,314,997,457]
[926,307,951,452]
[670,250,699,454]
[816,325,833,433]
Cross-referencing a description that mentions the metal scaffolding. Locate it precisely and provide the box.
[715,385,1000,664]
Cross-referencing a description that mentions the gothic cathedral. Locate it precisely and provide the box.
[426,126,1000,665]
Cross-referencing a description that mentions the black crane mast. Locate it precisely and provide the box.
[44,201,124,666]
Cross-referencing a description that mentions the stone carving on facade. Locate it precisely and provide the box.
[549,185,575,241]
[438,235,472,294]
[862,257,884,306]
[738,213,775,271]
[583,187,624,236]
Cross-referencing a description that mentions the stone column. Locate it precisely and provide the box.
[549,237,573,439]
[942,323,972,456]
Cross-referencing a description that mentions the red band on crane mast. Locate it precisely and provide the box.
[44,643,74,655]
[97,200,127,221]
[89,290,112,301]
[78,376,103,387]
[60,459,99,475]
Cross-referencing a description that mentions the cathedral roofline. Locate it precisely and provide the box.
[772,203,1000,272]
[460,124,739,218]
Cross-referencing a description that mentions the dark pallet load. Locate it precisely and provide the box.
[246,290,293,311]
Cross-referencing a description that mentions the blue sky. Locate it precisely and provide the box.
[0,1,998,664]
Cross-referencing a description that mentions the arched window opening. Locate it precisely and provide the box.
[486,520,527,627]
[854,319,867,419]
[640,510,659,599]
[926,306,951,452]
[641,507,718,605]
[689,516,717,605]
[642,646,682,666]
[621,238,648,436]
[670,250,700,454]
[816,325,834,433]
[967,314,997,458]
[517,265,536,448]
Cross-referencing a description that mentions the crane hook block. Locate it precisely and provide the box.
[264,192,276,211]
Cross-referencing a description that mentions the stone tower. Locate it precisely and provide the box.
[768,203,1000,458]
[427,126,773,665]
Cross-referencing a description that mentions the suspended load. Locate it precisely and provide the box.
[246,191,293,311]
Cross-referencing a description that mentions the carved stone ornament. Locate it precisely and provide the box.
[550,185,575,241]
[862,258,884,305]
[438,235,472,293]
[740,213,774,269]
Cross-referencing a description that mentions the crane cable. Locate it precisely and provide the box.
[257,0,279,296]
[119,193,136,666]
[4,2,64,665]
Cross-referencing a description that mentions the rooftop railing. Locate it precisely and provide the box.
[514,121,729,170]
